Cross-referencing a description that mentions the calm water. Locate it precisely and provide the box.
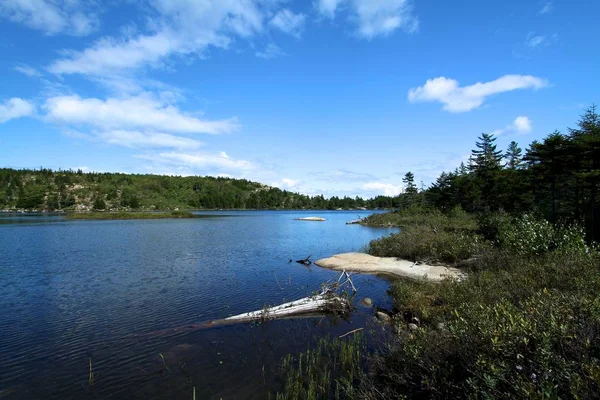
[0,211,398,399]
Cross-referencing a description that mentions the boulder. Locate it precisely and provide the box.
[360,297,373,307]
[315,252,466,282]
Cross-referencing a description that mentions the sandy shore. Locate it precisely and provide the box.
[315,252,465,282]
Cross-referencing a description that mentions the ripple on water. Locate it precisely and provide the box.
[0,211,398,399]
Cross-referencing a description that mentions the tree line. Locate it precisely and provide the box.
[0,168,399,211]
[417,104,600,241]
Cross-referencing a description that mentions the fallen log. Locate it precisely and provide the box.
[136,271,356,336]
[199,270,356,328]
[201,294,350,328]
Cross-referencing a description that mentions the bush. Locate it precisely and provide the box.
[372,290,600,399]
[369,226,486,264]
[363,207,477,232]
[92,197,106,211]
[497,214,590,257]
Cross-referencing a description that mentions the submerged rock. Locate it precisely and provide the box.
[360,297,373,307]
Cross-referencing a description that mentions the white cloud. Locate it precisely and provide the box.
[0,98,35,123]
[281,178,299,188]
[255,43,287,59]
[138,151,254,172]
[408,75,548,112]
[525,32,557,49]
[362,182,402,196]
[98,130,203,149]
[491,116,533,136]
[539,1,553,14]
[315,0,344,18]
[48,30,189,75]
[14,64,42,77]
[513,116,532,133]
[0,0,98,36]
[47,1,301,77]
[43,94,238,134]
[270,9,306,37]
[315,0,418,38]
[526,34,546,48]
[312,169,377,182]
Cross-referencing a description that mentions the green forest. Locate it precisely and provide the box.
[0,168,398,211]
[405,104,600,242]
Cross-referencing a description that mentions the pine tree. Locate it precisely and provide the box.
[469,133,503,211]
[469,133,503,173]
[524,131,569,222]
[402,172,418,194]
[568,105,600,240]
[505,141,524,170]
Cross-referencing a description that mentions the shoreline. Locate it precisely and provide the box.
[65,211,196,220]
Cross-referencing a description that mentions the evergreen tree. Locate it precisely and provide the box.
[402,172,418,194]
[568,105,600,239]
[470,133,503,173]
[505,141,524,170]
[525,132,570,222]
[469,133,503,211]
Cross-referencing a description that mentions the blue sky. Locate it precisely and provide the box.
[0,0,598,198]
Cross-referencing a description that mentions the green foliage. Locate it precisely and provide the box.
[0,168,398,211]
[496,214,590,256]
[369,226,485,264]
[363,206,477,231]
[363,209,600,399]
[92,196,106,211]
[373,289,600,399]
[15,184,45,209]
[426,104,600,241]
[505,140,524,170]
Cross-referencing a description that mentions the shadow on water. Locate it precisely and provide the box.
[0,210,399,399]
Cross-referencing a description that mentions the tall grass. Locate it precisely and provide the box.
[274,335,366,400]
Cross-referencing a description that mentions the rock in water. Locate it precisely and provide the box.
[360,297,373,307]
[376,311,392,323]
[315,252,466,282]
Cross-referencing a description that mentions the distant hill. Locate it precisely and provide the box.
[0,168,400,211]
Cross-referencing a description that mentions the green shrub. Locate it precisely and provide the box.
[372,290,600,399]
[497,214,591,256]
[363,207,477,232]
[369,226,486,264]
[92,196,106,210]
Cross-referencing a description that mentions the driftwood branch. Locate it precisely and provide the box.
[338,327,364,338]
[135,271,356,337]
[296,254,312,266]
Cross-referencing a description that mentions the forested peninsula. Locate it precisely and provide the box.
[0,169,398,212]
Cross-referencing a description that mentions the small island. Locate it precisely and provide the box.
[66,210,196,220]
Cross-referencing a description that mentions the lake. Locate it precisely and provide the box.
[0,211,398,399]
